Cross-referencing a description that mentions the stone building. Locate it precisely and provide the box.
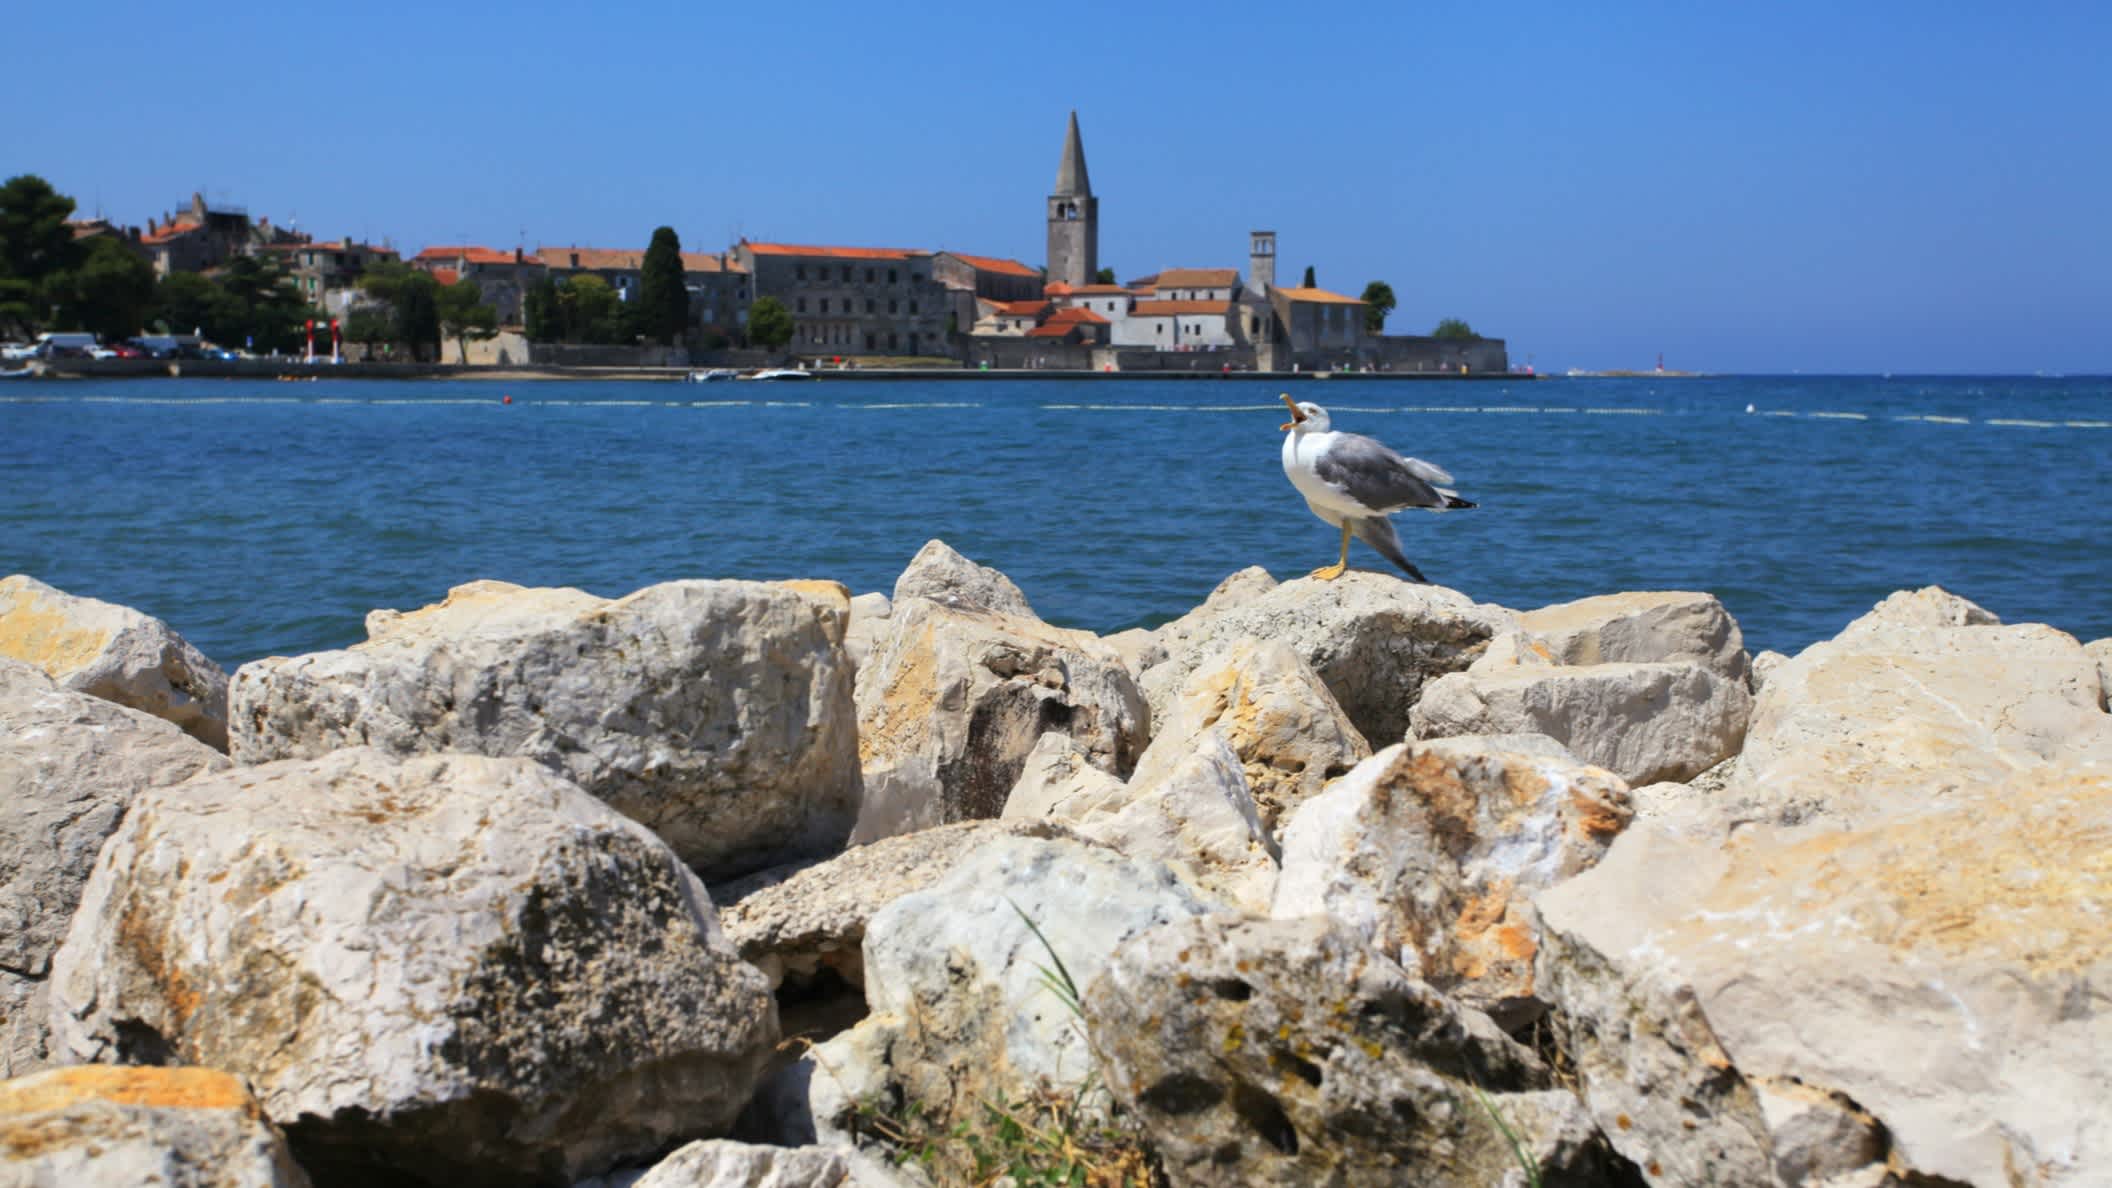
[262,240,399,311]
[1271,285,1368,359]
[409,246,545,325]
[538,246,751,339]
[138,193,304,277]
[1046,111,1098,289]
[734,241,951,357]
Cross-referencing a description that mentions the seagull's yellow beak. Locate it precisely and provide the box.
[1279,393,1305,432]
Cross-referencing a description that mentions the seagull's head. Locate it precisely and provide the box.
[1279,394,1330,433]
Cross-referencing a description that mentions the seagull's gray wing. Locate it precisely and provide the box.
[1314,433,1456,512]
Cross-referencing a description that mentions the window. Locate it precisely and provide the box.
[909,301,918,315]
[796,265,806,280]
[1156,323,1164,336]
[888,332,898,350]
[865,268,875,283]
[863,298,872,313]
[821,298,830,314]
[866,333,875,350]
[797,297,807,313]
[841,265,851,282]
[888,300,898,314]
[888,268,897,284]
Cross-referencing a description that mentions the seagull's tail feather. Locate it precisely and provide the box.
[1442,494,1476,510]
[1352,516,1429,583]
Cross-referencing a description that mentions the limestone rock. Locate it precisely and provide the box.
[1129,640,1369,833]
[1411,661,1750,786]
[1730,596,2112,828]
[1272,742,1631,1027]
[1505,590,1751,684]
[1142,572,1510,748]
[1101,627,1167,684]
[721,818,1089,991]
[999,732,1131,823]
[890,539,1035,618]
[0,574,230,750]
[852,597,1144,844]
[1536,766,2112,1187]
[48,748,778,1187]
[788,837,1223,1139]
[843,592,891,671]
[2090,637,2112,711]
[1086,914,1623,1187]
[229,578,859,878]
[1749,649,1787,693]
[1078,733,1280,912]
[0,1066,309,1188]
[0,659,227,1078]
[630,1139,899,1188]
[1413,731,1578,763]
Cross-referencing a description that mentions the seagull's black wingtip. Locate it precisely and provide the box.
[1444,495,1477,510]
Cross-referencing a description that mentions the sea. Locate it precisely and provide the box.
[2,374,2106,669]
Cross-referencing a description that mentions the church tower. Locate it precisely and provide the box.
[1046,111,1099,288]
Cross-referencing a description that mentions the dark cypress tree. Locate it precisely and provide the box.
[1301,265,1316,288]
[394,273,442,361]
[638,226,689,345]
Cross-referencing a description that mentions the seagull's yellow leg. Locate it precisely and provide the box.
[1309,522,1351,581]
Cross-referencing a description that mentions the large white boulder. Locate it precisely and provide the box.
[1497,589,1752,684]
[0,1066,310,1188]
[1085,915,1625,1187]
[1411,661,1750,786]
[0,659,226,1077]
[889,538,1035,618]
[1076,732,1281,912]
[47,748,778,1186]
[1141,572,1511,749]
[0,575,229,750]
[229,578,860,878]
[1536,765,2112,1187]
[852,597,1144,843]
[1273,741,1631,1028]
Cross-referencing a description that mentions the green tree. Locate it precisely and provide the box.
[523,276,560,341]
[1432,317,1476,340]
[152,272,223,337]
[394,272,442,361]
[343,306,393,353]
[636,226,689,345]
[356,259,420,305]
[1360,281,1396,335]
[557,274,625,344]
[1093,267,1115,285]
[54,237,157,341]
[0,174,80,334]
[1301,265,1316,288]
[436,279,498,363]
[747,295,793,352]
[214,254,313,353]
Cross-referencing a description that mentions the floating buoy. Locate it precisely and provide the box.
[502,394,513,405]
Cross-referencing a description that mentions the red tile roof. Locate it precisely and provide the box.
[1052,283,1131,296]
[535,247,744,274]
[1277,286,1364,305]
[746,243,927,261]
[142,223,203,245]
[413,246,525,266]
[947,252,1039,278]
[1154,268,1239,289]
[1025,324,1079,338]
[1046,306,1109,326]
[993,299,1050,318]
[1130,300,1231,317]
[431,268,461,286]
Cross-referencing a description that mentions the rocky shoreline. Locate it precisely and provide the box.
[2,546,2107,1186]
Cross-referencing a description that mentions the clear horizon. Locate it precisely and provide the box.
[15,1,2109,375]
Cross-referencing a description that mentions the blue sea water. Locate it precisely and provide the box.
[2,374,2106,668]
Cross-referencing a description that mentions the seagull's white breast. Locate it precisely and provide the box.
[1283,429,1369,518]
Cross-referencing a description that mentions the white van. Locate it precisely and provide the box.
[33,332,98,357]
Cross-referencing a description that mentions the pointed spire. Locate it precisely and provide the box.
[1054,110,1092,197]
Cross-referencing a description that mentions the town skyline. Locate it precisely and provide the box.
[19,1,2109,375]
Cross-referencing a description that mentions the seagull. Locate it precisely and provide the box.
[1279,394,1475,583]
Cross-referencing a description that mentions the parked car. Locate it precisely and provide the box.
[0,342,33,361]
[34,332,98,357]
[104,342,149,359]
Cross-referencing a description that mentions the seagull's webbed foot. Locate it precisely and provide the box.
[1308,561,1349,581]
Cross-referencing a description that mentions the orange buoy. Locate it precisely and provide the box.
[502,394,512,405]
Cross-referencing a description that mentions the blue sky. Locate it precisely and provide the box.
[15,1,2108,373]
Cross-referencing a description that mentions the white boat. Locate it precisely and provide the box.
[686,368,738,382]
[744,368,815,381]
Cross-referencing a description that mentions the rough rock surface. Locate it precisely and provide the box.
[889,539,1035,618]
[0,574,230,749]
[1130,640,1369,833]
[843,592,892,671]
[788,837,1223,1139]
[1078,733,1280,912]
[48,748,778,1188]
[721,818,1089,990]
[1748,649,1787,693]
[630,1139,898,1188]
[1273,742,1631,1027]
[999,732,1131,823]
[1086,915,1625,1187]
[852,597,1144,843]
[1730,588,2112,827]
[229,578,859,878]
[2090,636,2112,711]
[0,1066,310,1188]
[1411,661,1750,786]
[1537,766,2112,1187]
[0,659,227,1078]
[1503,590,1751,684]
[1141,573,1509,747]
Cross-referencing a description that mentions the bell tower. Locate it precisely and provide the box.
[1248,230,1277,295]
[1046,111,1099,289]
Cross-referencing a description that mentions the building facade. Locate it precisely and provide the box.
[409,247,545,325]
[735,242,951,357]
